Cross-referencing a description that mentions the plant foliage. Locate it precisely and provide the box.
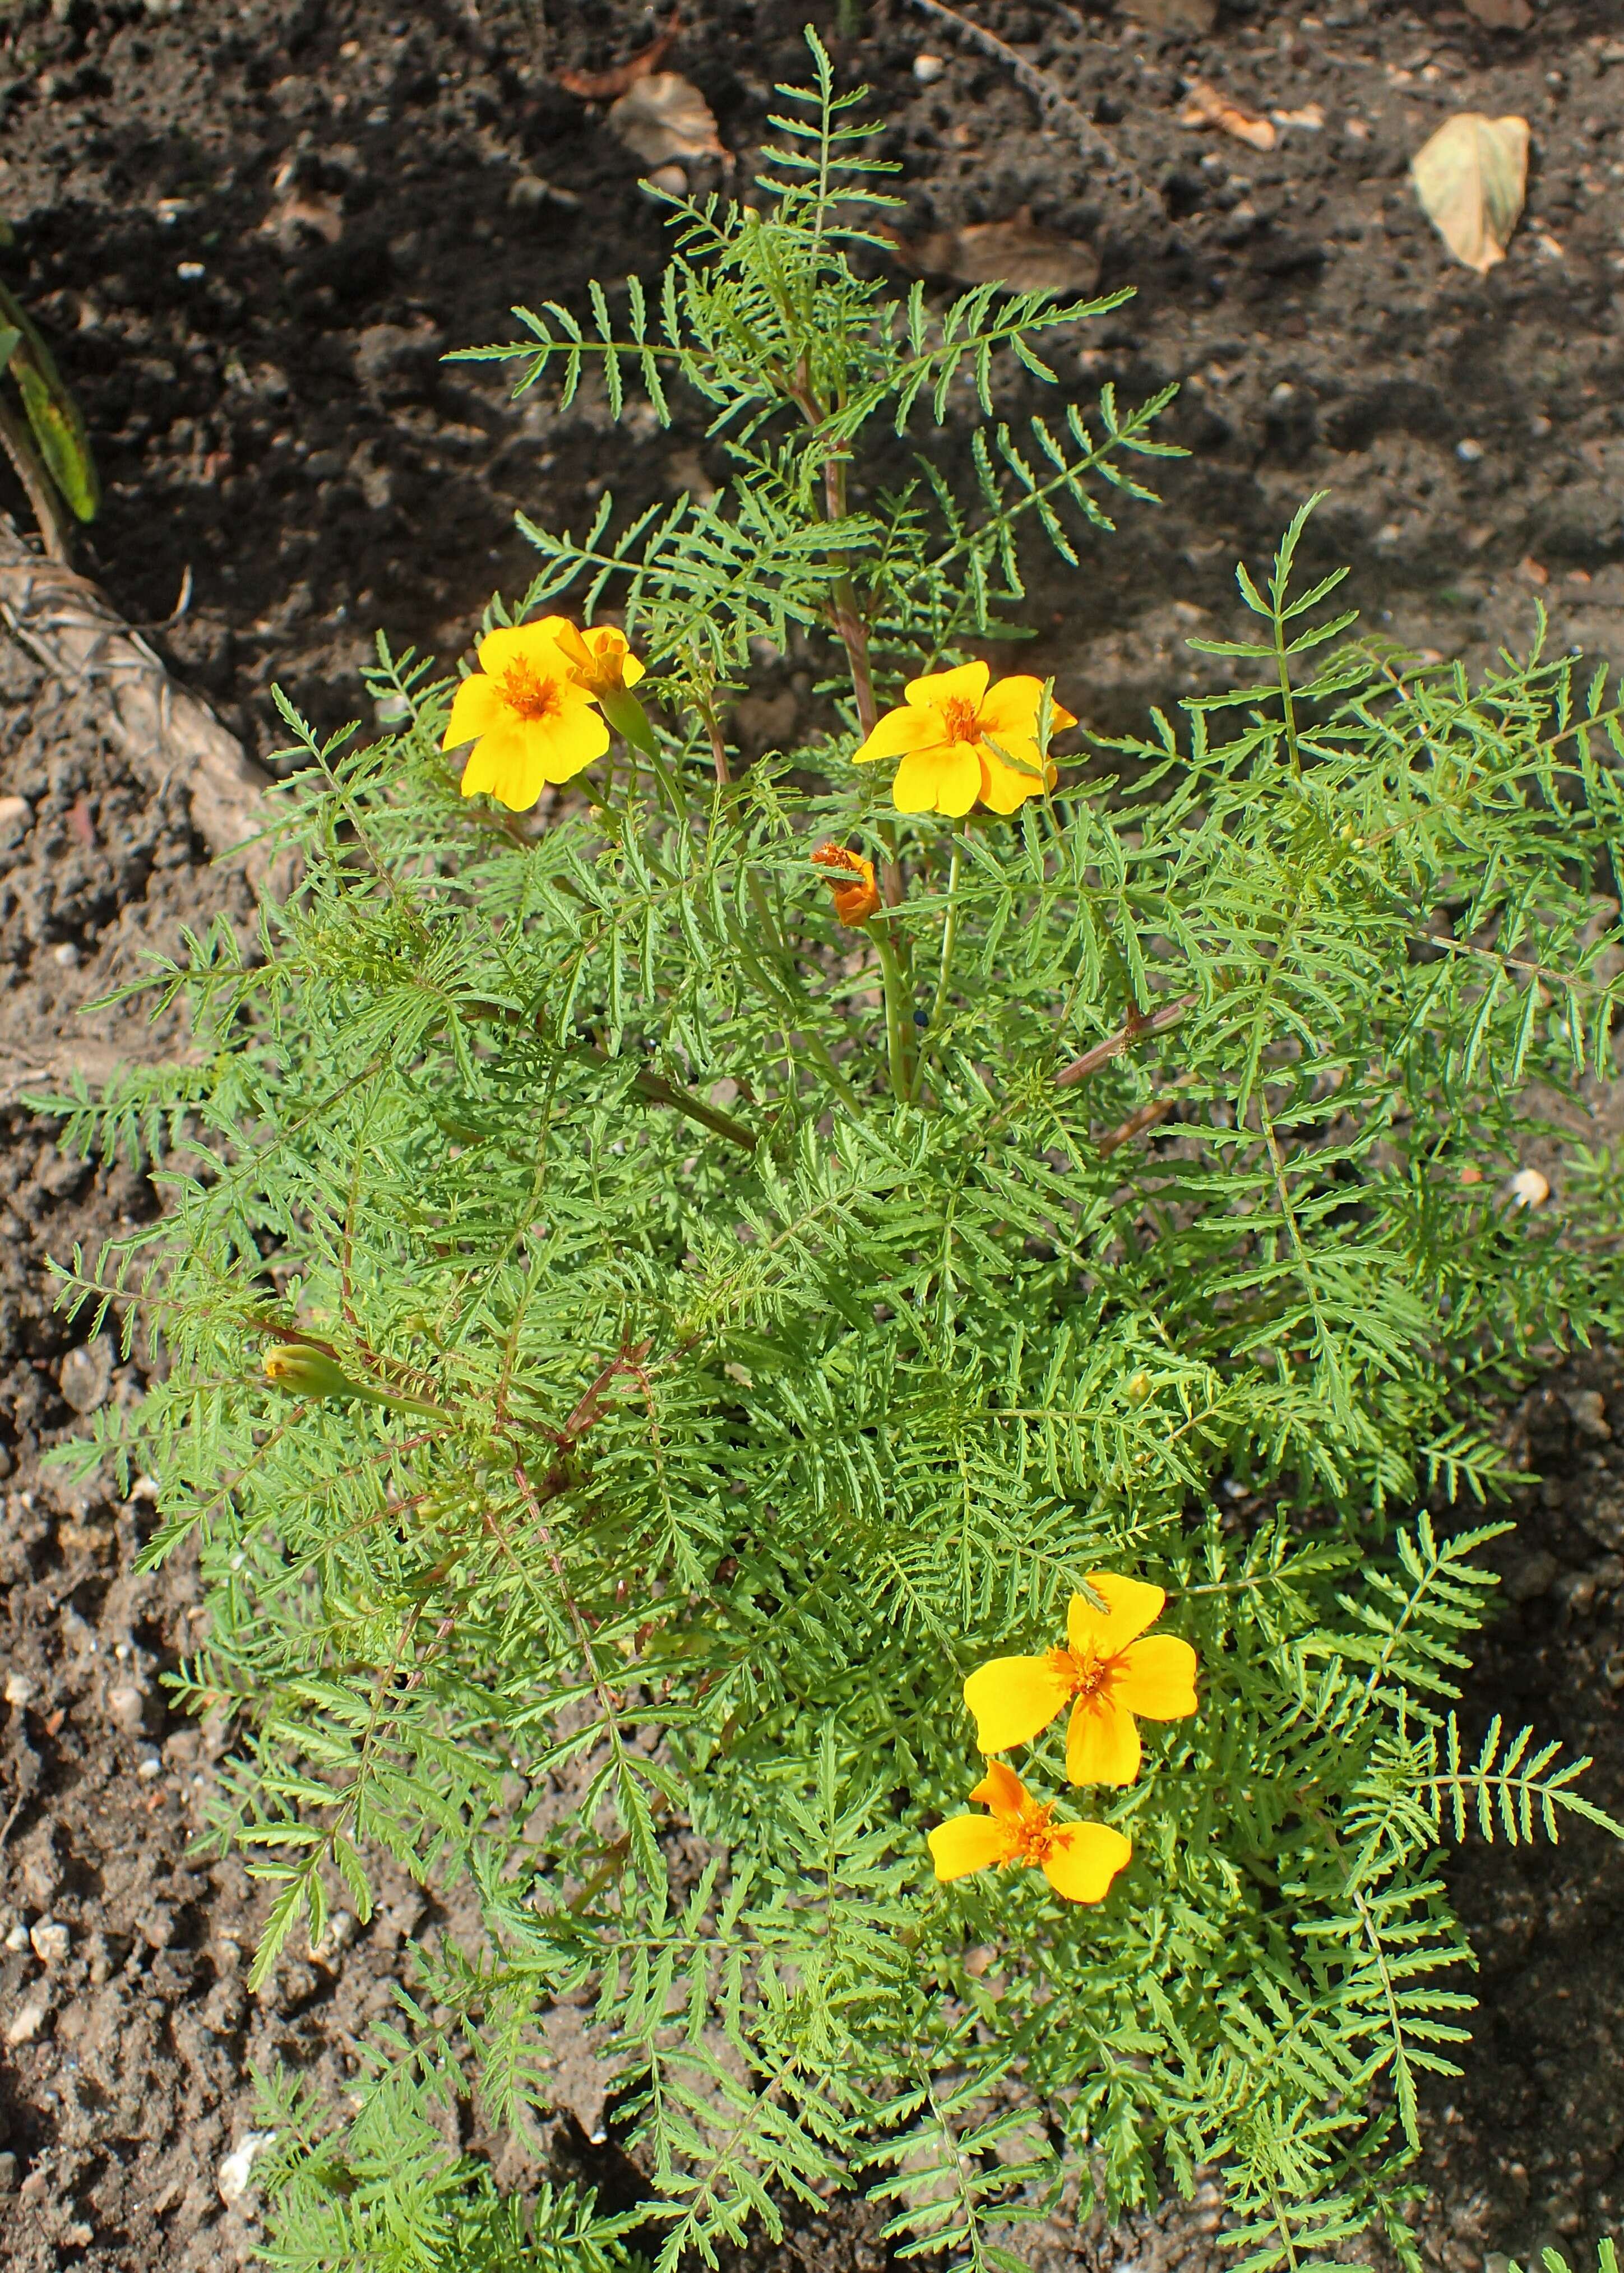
[44,32,1624,2273]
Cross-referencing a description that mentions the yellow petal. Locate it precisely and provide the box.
[1041,1822,1132,1904]
[534,700,610,785]
[904,659,989,713]
[442,672,505,752]
[1049,695,1079,734]
[929,1813,1014,1881]
[975,675,1045,739]
[894,740,980,816]
[1067,1572,1167,1659]
[1065,1694,1141,1787]
[853,703,940,767]
[964,1655,1071,1754]
[460,720,548,812]
[1114,1633,1198,1721]
[968,1757,1028,1818]
[475,620,570,679]
[616,644,646,689]
[977,739,1052,816]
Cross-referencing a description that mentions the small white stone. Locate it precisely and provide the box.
[106,1682,146,1733]
[5,1992,48,2047]
[51,941,79,968]
[913,51,945,83]
[3,1672,36,1709]
[136,1754,163,1781]
[1455,437,1484,462]
[176,260,206,281]
[642,163,687,195]
[1509,1166,1550,1210]
[29,1919,69,1967]
[4,1920,30,1952]
[218,2131,276,2207]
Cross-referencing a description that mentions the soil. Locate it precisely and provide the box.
[2,0,1624,2267]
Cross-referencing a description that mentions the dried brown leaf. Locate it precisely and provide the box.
[1178,78,1277,152]
[1464,0,1533,27]
[887,207,1100,295]
[1120,0,1218,33]
[557,21,678,101]
[1410,111,1528,274]
[607,72,728,169]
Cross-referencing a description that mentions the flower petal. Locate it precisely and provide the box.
[1114,1633,1198,1721]
[1065,1694,1141,1787]
[853,703,941,767]
[904,659,989,713]
[929,1813,1015,1881]
[975,675,1045,739]
[977,739,1052,815]
[534,701,610,785]
[1041,1822,1132,1904]
[442,672,506,752]
[894,739,980,816]
[460,720,548,812]
[968,1757,1028,1818]
[1067,1572,1167,1659]
[964,1655,1072,1754]
[475,620,571,679]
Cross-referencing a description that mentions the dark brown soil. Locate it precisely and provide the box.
[2,0,1624,2267]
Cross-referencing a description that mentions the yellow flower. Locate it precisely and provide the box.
[852,660,1077,818]
[963,1572,1198,1787]
[441,622,609,812]
[811,840,881,926]
[534,615,646,698]
[927,1758,1131,1905]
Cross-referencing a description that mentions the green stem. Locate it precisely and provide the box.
[872,923,917,1103]
[911,844,961,1103]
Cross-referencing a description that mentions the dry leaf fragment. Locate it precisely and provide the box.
[557,20,678,101]
[887,209,1100,295]
[1410,111,1528,274]
[1178,80,1277,152]
[607,73,729,170]
[1120,0,1218,33]
[1464,0,1533,27]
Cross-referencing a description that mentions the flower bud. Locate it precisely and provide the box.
[261,1345,365,1400]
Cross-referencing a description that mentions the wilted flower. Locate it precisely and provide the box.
[812,841,881,926]
[927,1758,1131,1904]
[853,660,1076,817]
[442,622,610,812]
[964,1572,1198,1786]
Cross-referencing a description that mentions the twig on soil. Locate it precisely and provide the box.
[901,0,1164,225]
[0,518,276,879]
[1096,1094,1177,1156]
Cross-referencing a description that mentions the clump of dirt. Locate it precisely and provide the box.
[3,0,1624,2267]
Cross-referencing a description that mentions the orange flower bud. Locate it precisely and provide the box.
[812,841,881,927]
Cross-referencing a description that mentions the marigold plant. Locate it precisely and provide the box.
[48,33,1624,2273]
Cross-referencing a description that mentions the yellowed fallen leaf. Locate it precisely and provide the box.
[607,73,728,170]
[1178,78,1276,152]
[1410,111,1528,274]
[888,208,1100,295]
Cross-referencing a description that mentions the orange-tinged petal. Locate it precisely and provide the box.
[1048,695,1079,734]
[894,739,980,816]
[964,1654,1072,1753]
[1066,1694,1142,1787]
[977,738,1052,815]
[975,674,1046,739]
[853,703,941,767]
[460,719,548,812]
[929,1813,1016,1881]
[904,659,989,713]
[1114,1633,1198,1721]
[475,619,571,679]
[608,639,646,690]
[1041,1821,1132,1904]
[442,672,506,752]
[1067,1572,1167,1660]
[528,614,589,662]
[968,1757,1029,1818]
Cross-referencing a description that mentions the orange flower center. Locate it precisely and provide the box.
[501,658,563,721]
[1051,1644,1114,1702]
[939,696,982,744]
[1006,1797,1057,1868]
